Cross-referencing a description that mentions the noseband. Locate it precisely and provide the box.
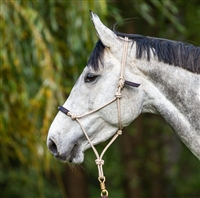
[58,37,140,197]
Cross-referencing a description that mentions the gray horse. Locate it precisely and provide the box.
[47,12,200,166]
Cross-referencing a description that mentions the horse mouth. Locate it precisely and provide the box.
[55,143,81,163]
[68,144,79,163]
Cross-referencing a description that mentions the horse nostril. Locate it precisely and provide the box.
[48,139,58,156]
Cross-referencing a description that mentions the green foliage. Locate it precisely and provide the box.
[1,1,109,197]
[1,1,199,197]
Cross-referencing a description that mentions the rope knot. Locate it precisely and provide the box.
[117,130,122,135]
[71,114,77,120]
[118,77,125,89]
[68,112,77,120]
[95,159,104,166]
[115,92,122,99]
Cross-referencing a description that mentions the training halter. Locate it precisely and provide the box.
[58,37,140,198]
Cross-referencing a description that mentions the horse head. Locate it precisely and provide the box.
[47,12,144,163]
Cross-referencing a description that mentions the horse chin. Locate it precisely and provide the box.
[69,153,84,164]
[68,144,85,164]
[55,144,85,164]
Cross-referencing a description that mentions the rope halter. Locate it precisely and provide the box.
[58,37,140,198]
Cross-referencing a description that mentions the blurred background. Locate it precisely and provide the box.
[1,1,200,198]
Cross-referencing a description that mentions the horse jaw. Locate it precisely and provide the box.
[90,11,121,49]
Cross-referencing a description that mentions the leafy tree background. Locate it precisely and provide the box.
[1,0,200,198]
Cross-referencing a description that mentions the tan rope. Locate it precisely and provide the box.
[71,98,117,119]
[116,37,129,130]
[66,37,129,197]
[120,37,129,81]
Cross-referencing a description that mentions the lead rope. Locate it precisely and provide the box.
[59,37,129,198]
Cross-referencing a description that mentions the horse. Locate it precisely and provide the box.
[47,11,200,177]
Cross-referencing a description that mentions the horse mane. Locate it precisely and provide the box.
[88,31,200,74]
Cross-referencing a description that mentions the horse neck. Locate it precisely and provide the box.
[130,58,200,159]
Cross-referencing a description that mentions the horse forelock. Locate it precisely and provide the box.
[87,39,105,71]
[88,30,200,74]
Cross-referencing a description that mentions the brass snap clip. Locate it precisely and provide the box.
[98,177,109,197]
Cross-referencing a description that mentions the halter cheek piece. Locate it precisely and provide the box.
[58,37,140,198]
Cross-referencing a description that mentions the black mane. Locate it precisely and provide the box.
[88,32,200,74]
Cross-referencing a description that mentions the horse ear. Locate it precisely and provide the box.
[90,11,120,48]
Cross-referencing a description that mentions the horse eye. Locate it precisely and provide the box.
[84,73,98,83]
